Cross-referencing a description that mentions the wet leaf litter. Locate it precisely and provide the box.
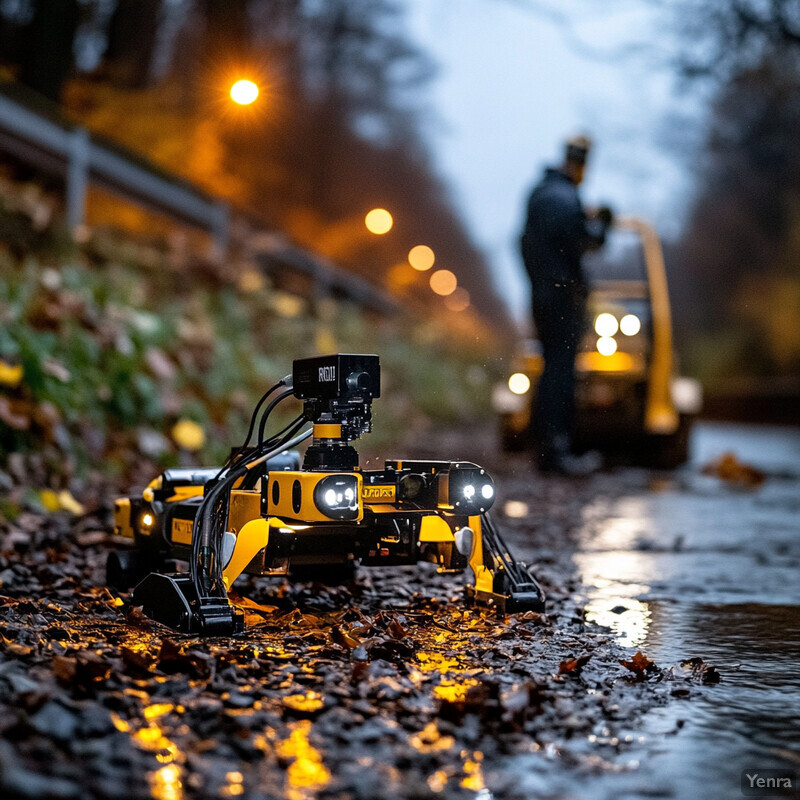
[0,470,721,799]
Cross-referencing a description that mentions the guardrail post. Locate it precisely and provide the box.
[210,201,230,261]
[66,126,90,233]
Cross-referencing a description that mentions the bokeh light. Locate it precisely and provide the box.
[408,244,435,271]
[365,208,393,234]
[594,312,619,337]
[429,269,457,296]
[620,314,641,336]
[230,79,259,105]
[597,336,618,356]
[508,372,531,395]
[444,287,470,311]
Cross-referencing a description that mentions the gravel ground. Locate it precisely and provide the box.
[0,445,720,800]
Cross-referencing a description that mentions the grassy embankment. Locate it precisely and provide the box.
[0,188,500,508]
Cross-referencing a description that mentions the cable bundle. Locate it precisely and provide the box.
[190,377,312,600]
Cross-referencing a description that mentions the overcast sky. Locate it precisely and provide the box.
[406,0,703,324]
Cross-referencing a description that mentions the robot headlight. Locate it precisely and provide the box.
[313,474,360,521]
[137,510,156,534]
[446,466,496,514]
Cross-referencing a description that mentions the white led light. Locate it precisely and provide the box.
[597,336,618,356]
[508,372,531,395]
[324,489,337,507]
[344,488,354,502]
[481,484,494,500]
[463,484,476,500]
[620,314,641,336]
[594,313,619,337]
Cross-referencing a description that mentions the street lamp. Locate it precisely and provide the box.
[230,79,259,105]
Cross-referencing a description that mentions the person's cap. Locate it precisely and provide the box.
[565,134,592,165]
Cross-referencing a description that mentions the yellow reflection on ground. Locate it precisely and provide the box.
[144,703,175,721]
[275,720,331,800]
[113,701,186,799]
[416,651,463,672]
[461,751,488,793]
[410,722,456,753]
[221,771,245,797]
[427,769,449,793]
[149,763,183,800]
[433,678,480,703]
[282,691,324,713]
[133,724,183,764]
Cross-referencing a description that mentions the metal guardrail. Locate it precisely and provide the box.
[0,88,399,315]
[251,232,400,315]
[0,91,230,253]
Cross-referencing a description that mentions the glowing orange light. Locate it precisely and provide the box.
[429,269,457,296]
[444,287,470,311]
[230,79,259,105]
[365,208,393,234]
[408,244,435,271]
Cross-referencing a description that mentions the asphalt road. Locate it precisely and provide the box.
[492,421,800,800]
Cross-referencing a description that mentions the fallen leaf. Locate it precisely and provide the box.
[171,418,205,451]
[58,490,84,516]
[702,452,765,488]
[331,624,360,650]
[558,653,592,676]
[0,360,24,388]
[620,651,659,681]
[39,489,61,513]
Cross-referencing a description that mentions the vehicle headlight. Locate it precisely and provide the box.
[508,372,531,395]
[445,466,496,514]
[620,314,641,336]
[597,336,618,356]
[312,475,360,520]
[594,313,619,337]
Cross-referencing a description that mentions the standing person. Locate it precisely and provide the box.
[520,135,612,474]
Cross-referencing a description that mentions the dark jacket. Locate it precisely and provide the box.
[520,168,606,307]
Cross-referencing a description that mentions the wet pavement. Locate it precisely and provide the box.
[497,421,800,799]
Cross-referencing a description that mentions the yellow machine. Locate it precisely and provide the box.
[111,354,545,635]
[493,218,702,467]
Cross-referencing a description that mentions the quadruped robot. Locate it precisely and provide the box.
[111,354,545,635]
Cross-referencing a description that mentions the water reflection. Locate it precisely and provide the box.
[461,750,490,796]
[584,595,651,647]
[575,507,657,646]
[275,720,331,800]
[433,677,481,702]
[112,702,186,799]
[220,770,245,797]
[149,763,183,800]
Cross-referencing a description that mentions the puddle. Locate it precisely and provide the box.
[570,424,800,798]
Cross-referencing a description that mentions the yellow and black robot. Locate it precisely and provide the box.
[111,354,545,635]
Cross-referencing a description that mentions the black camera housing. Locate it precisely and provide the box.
[293,354,380,403]
[294,354,381,469]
